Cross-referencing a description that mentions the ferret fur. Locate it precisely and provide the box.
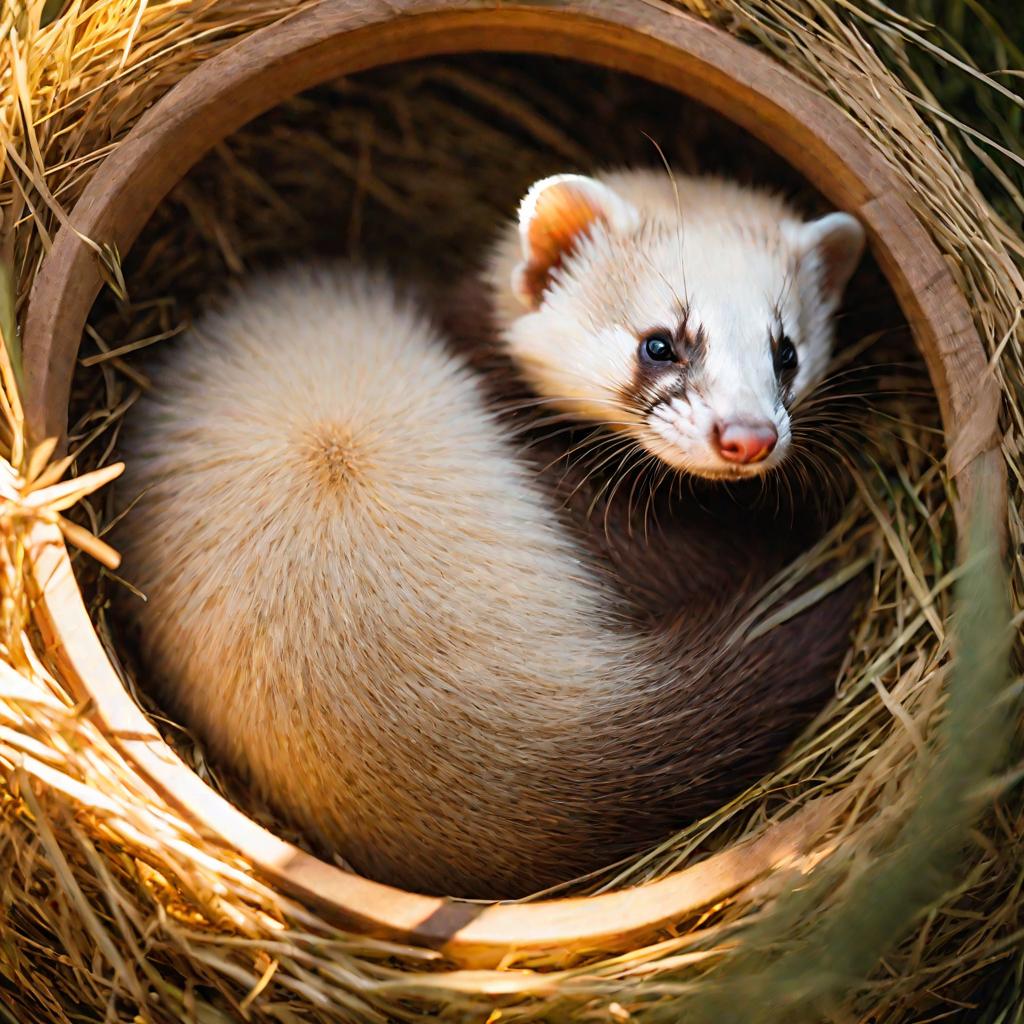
[487,171,865,479]
[117,267,666,896]
[118,171,863,897]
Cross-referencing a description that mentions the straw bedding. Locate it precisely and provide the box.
[0,1,1022,1022]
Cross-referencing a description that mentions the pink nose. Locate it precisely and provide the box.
[713,420,778,464]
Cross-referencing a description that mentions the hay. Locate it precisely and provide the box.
[0,1,1021,1022]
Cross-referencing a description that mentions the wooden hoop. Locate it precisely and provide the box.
[20,0,1004,966]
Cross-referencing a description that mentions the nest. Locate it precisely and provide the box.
[1,2,1022,1021]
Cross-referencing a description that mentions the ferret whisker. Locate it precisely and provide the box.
[600,443,649,541]
[566,436,641,506]
[579,449,630,522]
[536,432,636,480]
[520,416,637,438]
[808,379,931,400]
[633,243,688,326]
[625,460,648,533]
[559,428,636,459]
[643,132,690,310]
[518,420,624,450]
[517,425,594,455]
[796,388,932,413]
[810,362,924,387]
[641,461,672,540]
[626,453,664,538]
[794,419,872,446]
[496,394,640,417]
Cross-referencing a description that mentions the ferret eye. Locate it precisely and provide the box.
[640,331,676,364]
[775,335,798,376]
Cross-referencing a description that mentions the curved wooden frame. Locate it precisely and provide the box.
[20,0,1005,967]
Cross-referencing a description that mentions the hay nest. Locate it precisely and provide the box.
[1,1,1021,1021]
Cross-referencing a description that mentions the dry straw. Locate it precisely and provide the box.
[0,1,1022,1021]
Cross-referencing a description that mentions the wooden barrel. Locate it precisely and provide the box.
[19,0,1004,969]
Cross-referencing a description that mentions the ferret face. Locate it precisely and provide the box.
[491,171,866,479]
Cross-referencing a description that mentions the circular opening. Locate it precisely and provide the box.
[23,2,1001,963]
[79,50,915,886]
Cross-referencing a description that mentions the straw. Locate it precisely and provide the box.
[0,1,1021,1021]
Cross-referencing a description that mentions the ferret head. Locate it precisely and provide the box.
[488,170,866,479]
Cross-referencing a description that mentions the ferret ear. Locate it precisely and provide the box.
[512,174,639,309]
[794,212,866,310]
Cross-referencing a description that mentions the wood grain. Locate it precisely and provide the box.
[19,0,1004,957]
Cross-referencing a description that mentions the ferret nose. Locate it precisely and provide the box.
[713,420,778,464]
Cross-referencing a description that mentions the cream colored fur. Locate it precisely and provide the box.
[117,266,654,896]
[488,170,865,479]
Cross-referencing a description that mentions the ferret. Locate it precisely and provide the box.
[438,168,867,881]
[117,172,865,899]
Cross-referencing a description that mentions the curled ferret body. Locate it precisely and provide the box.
[118,173,864,898]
